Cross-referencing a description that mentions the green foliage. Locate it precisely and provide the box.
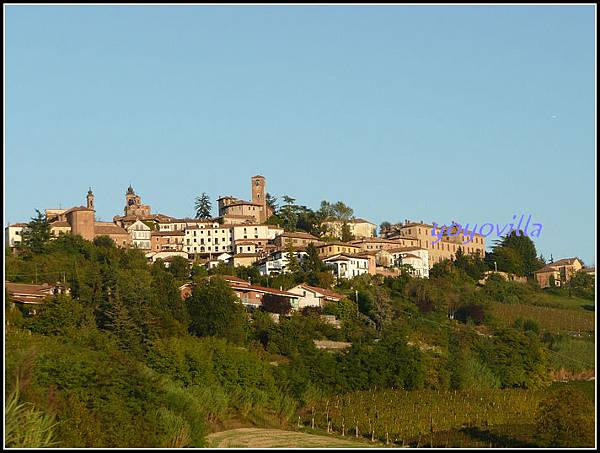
[513,317,540,334]
[450,351,501,390]
[6,330,208,447]
[340,222,355,242]
[93,235,116,248]
[304,388,543,444]
[567,270,595,300]
[28,295,96,337]
[476,329,551,389]
[547,336,595,372]
[482,273,533,304]
[186,277,249,345]
[167,256,190,281]
[5,384,57,448]
[487,231,544,277]
[194,192,212,219]
[7,221,584,447]
[261,293,293,315]
[453,247,488,281]
[454,303,486,325]
[535,387,595,447]
[20,209,52,254]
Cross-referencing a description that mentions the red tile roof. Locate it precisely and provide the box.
[295,284,345,301]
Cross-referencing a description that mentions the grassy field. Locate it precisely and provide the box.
[549,380,595,402]
[488,302,595,333]
[527,292,593,311]
[206,428,379,448]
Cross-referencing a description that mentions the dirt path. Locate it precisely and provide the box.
[207,427,376,448]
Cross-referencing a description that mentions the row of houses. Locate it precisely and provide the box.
[179,275,345,310]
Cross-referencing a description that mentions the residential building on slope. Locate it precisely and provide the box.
[534,257,584,288]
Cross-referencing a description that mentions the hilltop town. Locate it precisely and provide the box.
[6,175,593,309]
[6,175,488,273]
[5,175,595,449]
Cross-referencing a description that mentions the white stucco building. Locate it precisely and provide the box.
[5,223,27,248]
[157,218,219,232]
[323,254,370,279]
[126,220,152,250]
[184,224,233,256]
[258,249,308,276]
[389,247,429,278]
[288,283,345,309]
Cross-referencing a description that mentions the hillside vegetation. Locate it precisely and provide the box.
[4,228,595,448]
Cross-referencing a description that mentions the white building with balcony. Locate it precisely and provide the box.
[258,249,308,276]
[323,254,370,279]
[126,220,152,250]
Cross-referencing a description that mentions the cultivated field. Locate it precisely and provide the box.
[488,302,595,333]
[207,428,376,448]
[300,388,543,446]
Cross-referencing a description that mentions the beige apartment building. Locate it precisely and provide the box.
[351,237,420,252]
[534,257,584,288]
[151,230,185,253]
[384,220,485,267]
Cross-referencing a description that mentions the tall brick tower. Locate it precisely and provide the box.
[86,188,95,209]
[251,175,266,221]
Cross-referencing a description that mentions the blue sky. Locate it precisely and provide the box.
[5,5,596,264]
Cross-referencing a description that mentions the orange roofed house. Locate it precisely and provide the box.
[5,282,70,315]
[288,283,345,309]
[179,275,300,310]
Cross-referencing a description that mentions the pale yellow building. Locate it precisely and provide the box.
[384,220,485,267]
[321,218,377,239]
[318,242,362,258]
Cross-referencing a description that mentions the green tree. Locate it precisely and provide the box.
[103,286,143,354]
[340,222,355,242]
[194,193,212,219]
[535,387,595,447]
[93,235,115,248]
[167,256,190,281]
[266,193,279,212]
[285,242,302,275]
[488,231,544,277]
[20,210,52,254]
[186,277,248,344]
[567,270,595,300]
[477,328,550,389]
[379,221,392,235]
[261,294,293,315]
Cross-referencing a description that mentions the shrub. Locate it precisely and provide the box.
[535,387,595,447]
